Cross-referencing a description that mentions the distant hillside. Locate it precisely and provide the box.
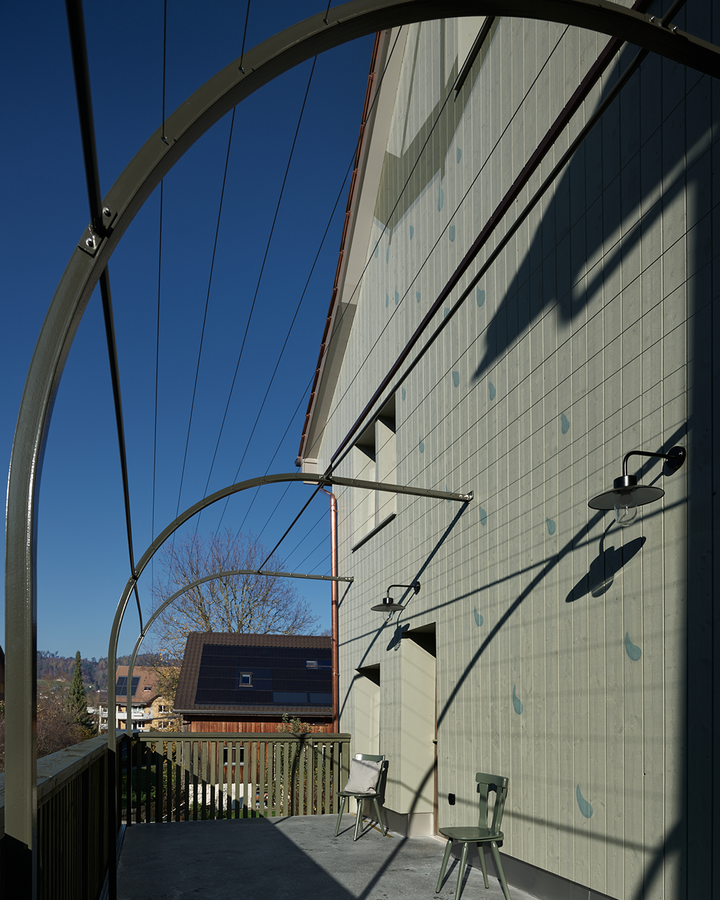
[37,651,166,692]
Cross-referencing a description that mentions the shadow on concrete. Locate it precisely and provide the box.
[116,814,525,900]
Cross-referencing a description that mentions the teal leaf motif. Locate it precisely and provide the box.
[457,147,462,163]
[409,225,414,239]
[561,412,570,434]
[401,387,406,401]
[438,185,444,211]
[512,686,523,715]
[625,632,642,661]
[416,291,421,303]
[479,507,487,526]
[476,288,485,307]
[488,381,496,400]
[444,307,450,318]
[546,518,556,535]
[576,785,593,818]
[473,608,483,626]
[395,290,399,306]
[419,440,425,454]
[374,244,379,258]
[449,225,456,242]
[385,293,389,308]
[452,371,460,387]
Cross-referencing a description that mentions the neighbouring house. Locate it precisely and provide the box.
[100,666,174,732]
[296,10,718,900]
[174,633,333,734]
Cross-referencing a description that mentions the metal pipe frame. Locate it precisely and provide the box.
[122,564,353,736]
[106,470,471,758]
[5,1,720,894]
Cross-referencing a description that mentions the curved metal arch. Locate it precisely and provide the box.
[5,0,720,861]
[122,565,354,731]
[106,470,471,751]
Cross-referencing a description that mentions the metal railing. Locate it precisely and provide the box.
[122,732,351,822]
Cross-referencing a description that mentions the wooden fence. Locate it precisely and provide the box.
[122,732,351,822]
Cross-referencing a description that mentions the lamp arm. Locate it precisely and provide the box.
[622,446,686,477]
[386,581,421,594]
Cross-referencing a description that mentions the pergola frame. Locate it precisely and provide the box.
[4,1,720,895]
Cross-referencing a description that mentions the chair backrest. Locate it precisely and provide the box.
[355,753,388,801]
[475,772,509,834]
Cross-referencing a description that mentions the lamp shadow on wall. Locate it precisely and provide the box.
[566,526,645,603]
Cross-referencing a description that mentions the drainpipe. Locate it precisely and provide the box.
[320,486,339,731]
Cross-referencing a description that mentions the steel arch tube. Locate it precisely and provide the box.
[5,0,720,884]
[106,470,471,757]
[122,566,353,735]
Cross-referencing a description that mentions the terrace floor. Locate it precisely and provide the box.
[117,813,538,900]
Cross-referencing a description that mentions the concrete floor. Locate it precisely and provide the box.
[117,814,538,900]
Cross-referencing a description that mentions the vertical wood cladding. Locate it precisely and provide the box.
[315,8,718,899]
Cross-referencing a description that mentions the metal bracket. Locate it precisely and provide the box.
[78,224,101,256]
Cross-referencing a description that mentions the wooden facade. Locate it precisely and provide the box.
[299,9,719,900]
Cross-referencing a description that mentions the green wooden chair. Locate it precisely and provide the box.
[335,753,388,841]
[436,772,511,900]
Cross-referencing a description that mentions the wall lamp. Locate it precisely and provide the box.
[371,581,420,612]
[588,446,686,526]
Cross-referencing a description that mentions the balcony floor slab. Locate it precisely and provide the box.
[117,814,536,900]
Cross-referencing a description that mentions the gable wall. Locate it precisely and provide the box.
[315,7,718,899]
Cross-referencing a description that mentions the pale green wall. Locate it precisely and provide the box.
[314,7,718,898]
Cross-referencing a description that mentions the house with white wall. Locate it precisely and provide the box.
[298,8,718,900]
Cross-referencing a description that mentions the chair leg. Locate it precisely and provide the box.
[372,797,387,835]
[490,841,511,900]
[335,796,346,836]
[478,842,489,888]
[354,797,364,841]
[436,840,453,893]
[454,842,469,900]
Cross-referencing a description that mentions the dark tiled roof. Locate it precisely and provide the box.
[115,666,159,704]
[175,633,332,716]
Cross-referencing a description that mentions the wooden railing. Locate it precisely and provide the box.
[123,732,351,822]
[0,731,129,900]
[0,731,350,897]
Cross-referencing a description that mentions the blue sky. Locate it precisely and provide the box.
[1,2,375,659]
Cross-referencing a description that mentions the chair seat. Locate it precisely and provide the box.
[338,790,377,798]
[438,826,503,843]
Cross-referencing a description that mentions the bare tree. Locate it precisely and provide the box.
[150,530,319,663]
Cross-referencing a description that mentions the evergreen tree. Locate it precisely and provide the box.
[67,651,94,734]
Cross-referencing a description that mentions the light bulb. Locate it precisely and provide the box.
[614,498,637,527]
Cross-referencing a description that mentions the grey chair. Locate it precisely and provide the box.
[335,753,388,841]
[436,772,511,900]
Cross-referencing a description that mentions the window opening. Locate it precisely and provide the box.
[352,395,397,545]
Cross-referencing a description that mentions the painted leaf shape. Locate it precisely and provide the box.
[546,518,556,535]
[625,632,642,661]
[512,686,523,715]
[473,608,483,626]
[576,785,593,818]
[452,371,460,387]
